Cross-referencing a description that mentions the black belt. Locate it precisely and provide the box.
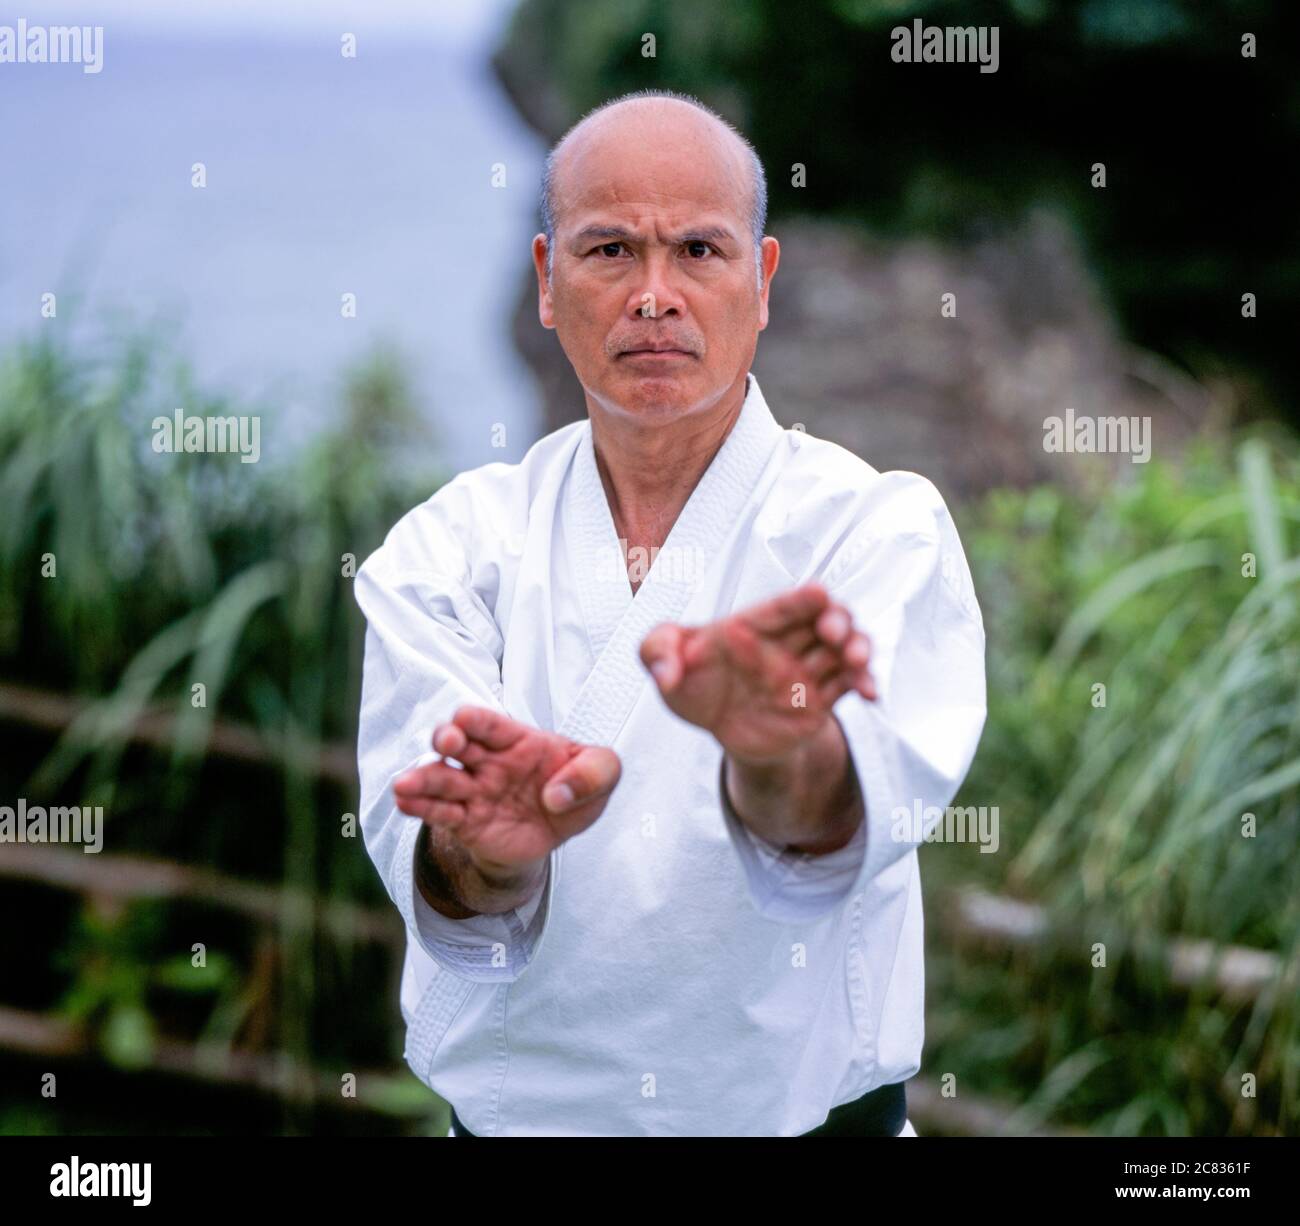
[801,1079,908,1137]
[449,1080,907,1137]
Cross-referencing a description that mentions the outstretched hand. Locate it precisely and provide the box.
[393,706,621,870]
[638,581,875,764]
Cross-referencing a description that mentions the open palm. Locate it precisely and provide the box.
[393,706,621,869]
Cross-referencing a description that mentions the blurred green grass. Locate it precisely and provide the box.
[928,434,1300,1134]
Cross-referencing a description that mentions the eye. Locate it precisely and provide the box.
[593,242,626,258]
[684,241,713,259]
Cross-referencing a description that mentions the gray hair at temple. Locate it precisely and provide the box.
[538,88,768,294]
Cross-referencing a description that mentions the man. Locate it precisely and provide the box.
[355,89,986,1137]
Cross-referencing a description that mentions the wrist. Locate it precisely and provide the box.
[723,716,862,851]
[723,714,832,790]
[414,823,481,919]
[468,849,547,898]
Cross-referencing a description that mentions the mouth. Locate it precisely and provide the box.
[618,348,695,360]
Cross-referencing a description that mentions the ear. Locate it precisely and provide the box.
[532,234,555,329]
[757,236,780,332]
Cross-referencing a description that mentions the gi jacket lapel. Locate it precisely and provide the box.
[560,375,785,749]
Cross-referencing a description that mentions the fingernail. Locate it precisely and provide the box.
[545,783,575,810]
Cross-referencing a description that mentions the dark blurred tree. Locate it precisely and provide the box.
[495,0,1300,418]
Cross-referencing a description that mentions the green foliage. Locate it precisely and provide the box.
[0,327,443,1131]
[0,327,441,781]
[927,434,1300,1133]
[54,901,237,1071]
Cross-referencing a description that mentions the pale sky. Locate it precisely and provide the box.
[20,1,513,43]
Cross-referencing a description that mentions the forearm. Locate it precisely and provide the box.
[415,822,547,919]
[723,715,865,854]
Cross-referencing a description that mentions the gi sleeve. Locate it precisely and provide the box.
[354,485,551,982]
[411,837,549,979]
[721,471,987,923]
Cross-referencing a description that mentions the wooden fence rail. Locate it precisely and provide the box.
[0,681,356,786]
[0,843,402,948]
[0,1005,429,1121]
[940,888,1295,1005]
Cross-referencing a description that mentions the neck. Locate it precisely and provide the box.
[587,373,749,553]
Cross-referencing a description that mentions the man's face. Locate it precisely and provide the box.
[533,105,778,424]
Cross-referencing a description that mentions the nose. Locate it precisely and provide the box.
[624,248,686,320]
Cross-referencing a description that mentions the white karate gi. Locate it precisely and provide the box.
[354,373,986,1136]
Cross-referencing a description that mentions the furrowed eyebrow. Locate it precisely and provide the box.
[669,227,737,246]
[573,225,636,245]
[571,225,739,247]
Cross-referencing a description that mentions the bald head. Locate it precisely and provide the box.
[539,90,767,290]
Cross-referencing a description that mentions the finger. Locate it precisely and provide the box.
[842,631,871,671]
[743,581,831,635]
[423,800,469,829]
[818,663,877,704]
[432,723,468,758]
[719,616,767,674]
[794,644,844,685]
[395,760,477,803]
[396,793,466,828]
[816,668,858,709]
[778,622,820,656]
[452,705,524,752]
[798,630,870,682]
[814,602,854,647]
[542,745,622,813]
[679,625,718,673]
[432,720,494,769]
[640,622,686,692]
[394,761,438,796]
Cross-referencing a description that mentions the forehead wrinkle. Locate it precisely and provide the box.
[570,221,740,249]
[560,177,748,246]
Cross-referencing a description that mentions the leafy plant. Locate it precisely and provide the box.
[928,432,1300,1134]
